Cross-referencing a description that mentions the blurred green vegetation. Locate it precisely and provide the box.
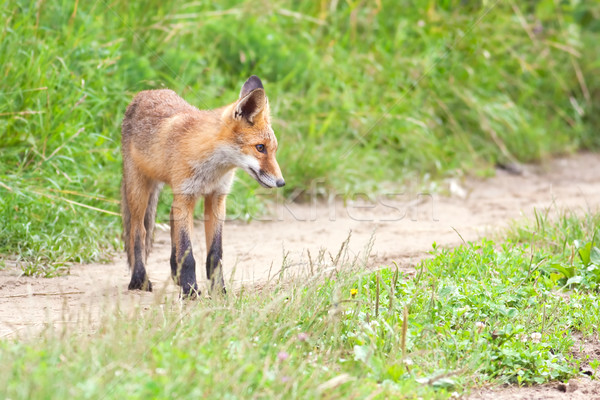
[0,0,599,271]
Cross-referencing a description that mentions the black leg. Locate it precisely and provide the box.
[169,206,180,284]
[170,244,179,284]
[178,229,198,297]
[128,233,152,291]
[170,197,199,298]
[206,225,226,294]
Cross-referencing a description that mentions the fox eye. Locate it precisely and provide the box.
[255,144,266,153]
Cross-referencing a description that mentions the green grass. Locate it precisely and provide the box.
[1,2,598,396]
[1,211,598,399]
[510,209,600,292]
[1,0,599,272]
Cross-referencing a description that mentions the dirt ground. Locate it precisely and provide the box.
[1,153,600,397]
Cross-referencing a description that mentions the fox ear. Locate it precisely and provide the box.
[234,88,266,123]
[239,75,264,99]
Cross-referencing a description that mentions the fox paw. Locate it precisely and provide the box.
[210,281,227,296]
[180,281,199,299]
[128,278,153,292]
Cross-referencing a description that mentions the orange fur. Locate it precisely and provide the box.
[120,76,284,294]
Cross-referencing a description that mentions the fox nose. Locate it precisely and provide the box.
[276,179,286,188]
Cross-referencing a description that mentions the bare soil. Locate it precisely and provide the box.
[1,153,600,398]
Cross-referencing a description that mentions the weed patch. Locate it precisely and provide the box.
[0,213,598,398]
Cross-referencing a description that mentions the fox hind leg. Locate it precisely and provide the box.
[144,183,162,261]
[129,233,152,291]
[123,167,154,291]
[121,179,133,268]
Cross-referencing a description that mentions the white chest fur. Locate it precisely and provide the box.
[178,146,250,196]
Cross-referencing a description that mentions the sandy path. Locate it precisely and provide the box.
[1,153,600,340]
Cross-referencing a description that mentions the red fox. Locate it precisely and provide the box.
[121,76,284,295]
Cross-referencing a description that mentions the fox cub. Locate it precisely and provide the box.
[121,76,284,295]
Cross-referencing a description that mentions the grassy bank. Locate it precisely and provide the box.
[1,0,599,271]
[1,211,598,398]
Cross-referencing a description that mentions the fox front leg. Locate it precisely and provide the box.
[169,206,179,284]
[204,193,227,294]
[170,195,198,297]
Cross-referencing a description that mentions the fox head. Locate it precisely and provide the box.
[226,76,285,189]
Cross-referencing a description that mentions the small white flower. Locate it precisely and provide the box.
[530,332,542,343]
[458,305,471,313]
[403,358,414,366]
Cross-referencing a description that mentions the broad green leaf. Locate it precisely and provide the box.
[589,246,600,265]
[577,242,592,266]
[549,263,575,279]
